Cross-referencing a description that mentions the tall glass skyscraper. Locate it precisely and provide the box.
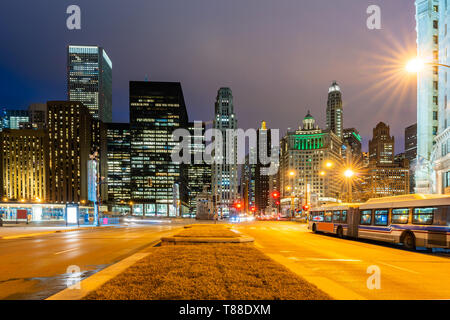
[106,123,131,207]
[129,81,189,217]
[67,45,112,123]
[212,87,238,217]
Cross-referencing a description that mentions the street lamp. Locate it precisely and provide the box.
[406,58,450,73]
[343,168,355,203]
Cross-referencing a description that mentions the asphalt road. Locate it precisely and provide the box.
[235,221,450,300]
[0,222,186,300]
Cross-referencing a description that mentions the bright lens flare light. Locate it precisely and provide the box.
[344,169,355,178]
[406,58,425,73]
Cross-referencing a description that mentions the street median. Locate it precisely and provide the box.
[75,224,330,300]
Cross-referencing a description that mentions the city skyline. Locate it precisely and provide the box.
[0,1,417,153]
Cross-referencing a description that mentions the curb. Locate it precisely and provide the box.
[160,235,254,244]
[46,250,154,300]
[1,225,118,240]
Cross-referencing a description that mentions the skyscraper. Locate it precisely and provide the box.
[187,121,211,215]
[415,1,439,193]
[326,81,343,139]
[129,81,189,217]
[212,87,238,217]
[432,0,450,194]
[255,121,271,214]
[67,45,112,123]
[405,123,417,193]
[369,122,395,166]
[47,101,92,204]
[106,123,131,210]
[343,128,362,159]
[280,112,342,212]
[366,122,410,199]
[0,129,49,202]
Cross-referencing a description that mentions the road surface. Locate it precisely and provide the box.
[0,221,186,299]
[236,221,450,300]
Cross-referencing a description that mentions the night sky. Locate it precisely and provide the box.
[0,0,417,152]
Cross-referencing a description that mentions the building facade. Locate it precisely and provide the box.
[0,129,49,202]
[129,81,189,216]
[415,0,440,193]
[212,87,238,217]
[47,101,92,204]
[280,112,342,211]
[343,128,362,159]
[369,122,395,166]
[187,121,211,214]
[106,123,131,207]
[326,81,343,139]
[68,45,112,123]
[405,123,418,193]
[364,122,410,199]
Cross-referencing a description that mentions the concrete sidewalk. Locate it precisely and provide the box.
[0,225,118,239]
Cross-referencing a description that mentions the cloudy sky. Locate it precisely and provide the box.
[0,0,417,152]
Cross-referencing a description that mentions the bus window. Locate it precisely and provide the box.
[341,210,347,223]
[391,208,409,224]
[332,211,341,222]
[360,210,372,225]
[312,211,324,222]
[413,208,435,225]
[324,211,333,222]
[374,210,389,226]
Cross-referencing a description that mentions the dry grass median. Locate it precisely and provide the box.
[84,242,330,300]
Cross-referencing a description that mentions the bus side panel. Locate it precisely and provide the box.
[347,208,359,238]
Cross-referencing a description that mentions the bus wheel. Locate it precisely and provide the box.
[336,226,344,239]
[403,232,416,250]
[312,224,317,233]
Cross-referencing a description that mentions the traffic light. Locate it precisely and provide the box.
[271,191,280,199]
[251,206,256,212]
[302,204,310,211]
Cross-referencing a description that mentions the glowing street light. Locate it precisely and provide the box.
[406,58,425,73]
[324,161,334,169]
[406,58,450,73]
[320,171,326,176]
[288,170,296,177]
[343,169,355,178]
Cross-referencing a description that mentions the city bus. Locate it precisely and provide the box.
[308,194,450,250]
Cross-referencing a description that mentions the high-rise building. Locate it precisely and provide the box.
[343,128,362,159]
[405,123,417,193]
[28,103,47,129]
[415,1,439,193]
[1,110,29,130]
[255,121,272,214]
[405,124,418,162]
[368,122,395,166]
[47,101,92,204]
[364,122,410,199]
[68,45,112,123]
[0,129,49,202]
[129,81,189,217]
[431,1,450,194]
[106,123,131,208]
[187,121,211,214]
[326,81,343,139]
[280,112,342,213]
[212,87,238,217]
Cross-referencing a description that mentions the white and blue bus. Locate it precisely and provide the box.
[308,195,450,250]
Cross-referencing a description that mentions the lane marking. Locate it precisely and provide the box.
[288,257,361,262]
[378,261,420,274]
[54,248,78,255]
